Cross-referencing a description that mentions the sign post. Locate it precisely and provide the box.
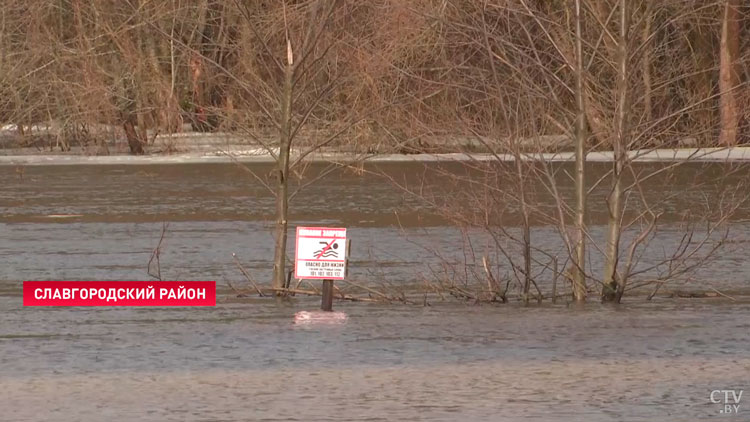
[321,280,334,311]
[294,227,347,311]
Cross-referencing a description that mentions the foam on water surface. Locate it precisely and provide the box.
[294,310,348,324]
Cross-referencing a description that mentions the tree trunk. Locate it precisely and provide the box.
[685,25,715,143]
[271,41,295,292]
[572,0,588,302]
[122,119,145,155]
[512,143,532,304]
[136,94,149,145]
[603,0,630,302]
[719,0,741,146]
[642,0,652,124]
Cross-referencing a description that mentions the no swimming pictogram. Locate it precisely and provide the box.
[314,240,340,259]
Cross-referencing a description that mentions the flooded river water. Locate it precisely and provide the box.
[1,162,749,421]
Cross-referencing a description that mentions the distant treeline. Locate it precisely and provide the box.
[0,0,747,153]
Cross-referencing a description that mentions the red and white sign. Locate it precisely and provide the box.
[295,227,347,280]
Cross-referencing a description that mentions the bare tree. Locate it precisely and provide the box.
[380,0,745,305]
[718,0,741,146]
[148,0,415,292]
[571,0,589,302]
[601,0,631,302]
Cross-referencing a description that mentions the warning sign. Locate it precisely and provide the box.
[294,227,347,280]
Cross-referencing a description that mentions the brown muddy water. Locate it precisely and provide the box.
[1,162,749,421]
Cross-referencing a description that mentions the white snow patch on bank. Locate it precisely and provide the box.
[2,147,750,166]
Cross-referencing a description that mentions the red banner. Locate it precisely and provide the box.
[23,281,216,307]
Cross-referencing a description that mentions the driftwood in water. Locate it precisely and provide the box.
[665,290,730,299]
[266,287,379,303]
[232,253,265,297]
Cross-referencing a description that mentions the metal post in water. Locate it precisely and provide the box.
[552,257,558,304]
[321,279,334,311]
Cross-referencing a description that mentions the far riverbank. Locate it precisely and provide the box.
[2,146,750,166]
